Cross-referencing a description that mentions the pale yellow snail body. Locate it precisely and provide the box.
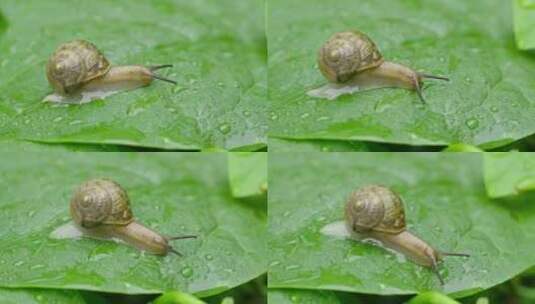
[45,40,176,104]
[344,185,468,285]
[68,178,195,256]
[308,31,449,102]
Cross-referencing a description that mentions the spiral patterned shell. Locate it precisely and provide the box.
[345,185,406,234]
[318,31,383,83]
[70,179,133,228]
[46,40,110,95]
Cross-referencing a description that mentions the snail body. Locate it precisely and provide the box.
[344,185,468,285]
[45,40,176,104]
[308,31,449,102]
[68,178,195,256]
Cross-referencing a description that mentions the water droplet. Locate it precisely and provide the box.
[379,283,386,289]
[321,146,330,152]
[127,106,145,117]
[300,113,310,119]
[286,239,298,246]
[439,57,446,62]
[14,261,24,267]
[24,119,30,125]
[217,82,225,87]
[36,295,43,301]
[490,106,498,113]
[317,116,329,121]
[465,77,472,83]
[205,254,213,261]
[269,260,281,267]
[466,118,479,129]
[243,110,251,117]
[285,264,300,271]
[30,264,44,270]
[53,116,63,123]
[290,295,299,303]
[173,86,185,94]
[181,267,193,278]
[218,123,231,134]
[316,216,326,222]
[270,113,279,120]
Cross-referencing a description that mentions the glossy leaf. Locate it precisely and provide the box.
[228,152,267,197]
[0,140,137,152]
[408,292,460,304]
[0,153,266,296]
[514,0,535,50]
[268,289,342,304]
[0,288,89,304]
[154,291,206,304]
[0,0,266,151]
[443,144,483,153]
[484,152,535,198]
[268,153,535,297]
[268,0,535,149]
[269,138,375,152]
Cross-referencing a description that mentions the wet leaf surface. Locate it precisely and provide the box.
[268,0,535,149]
[0,153,266,296]
[0,0,266,151]
[268,153,535,297]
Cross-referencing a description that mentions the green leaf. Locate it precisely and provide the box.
[228,152,267,197]
[268,153,535,297]
[0,140,137,152]
[514,0,535,50]
[153,291,206,304]
[0,0,266,151]
[268,289,342,304]
[268,0,535,149]
[484,152,535,198]
[0,288,88,304]
[220,297,234,304]
[408,292,460,304]
[0,153,266,296]
[269,138,377,152]
[443,144,483,152]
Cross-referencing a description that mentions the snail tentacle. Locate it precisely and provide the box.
[313,30,449,102]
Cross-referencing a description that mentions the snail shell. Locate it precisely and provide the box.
[309,30,449,102]
[345,184,405,234]
[66,178,195,256]
[44,39,176,104]
[70,179,133,228]
[319,31,383,83]
[343,184,469,285]
[46,40,111,95]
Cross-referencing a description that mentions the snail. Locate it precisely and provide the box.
[307,31,449,102]
[52,178,196,256]
[343,185,469,285]
[44,40,176,104]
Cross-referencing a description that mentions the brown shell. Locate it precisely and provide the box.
[46,40,110,95]
[70,178,133,228]
[344,184,406,234]
[318,31,383,83]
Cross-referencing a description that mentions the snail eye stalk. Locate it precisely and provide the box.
[148,64,177,85]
